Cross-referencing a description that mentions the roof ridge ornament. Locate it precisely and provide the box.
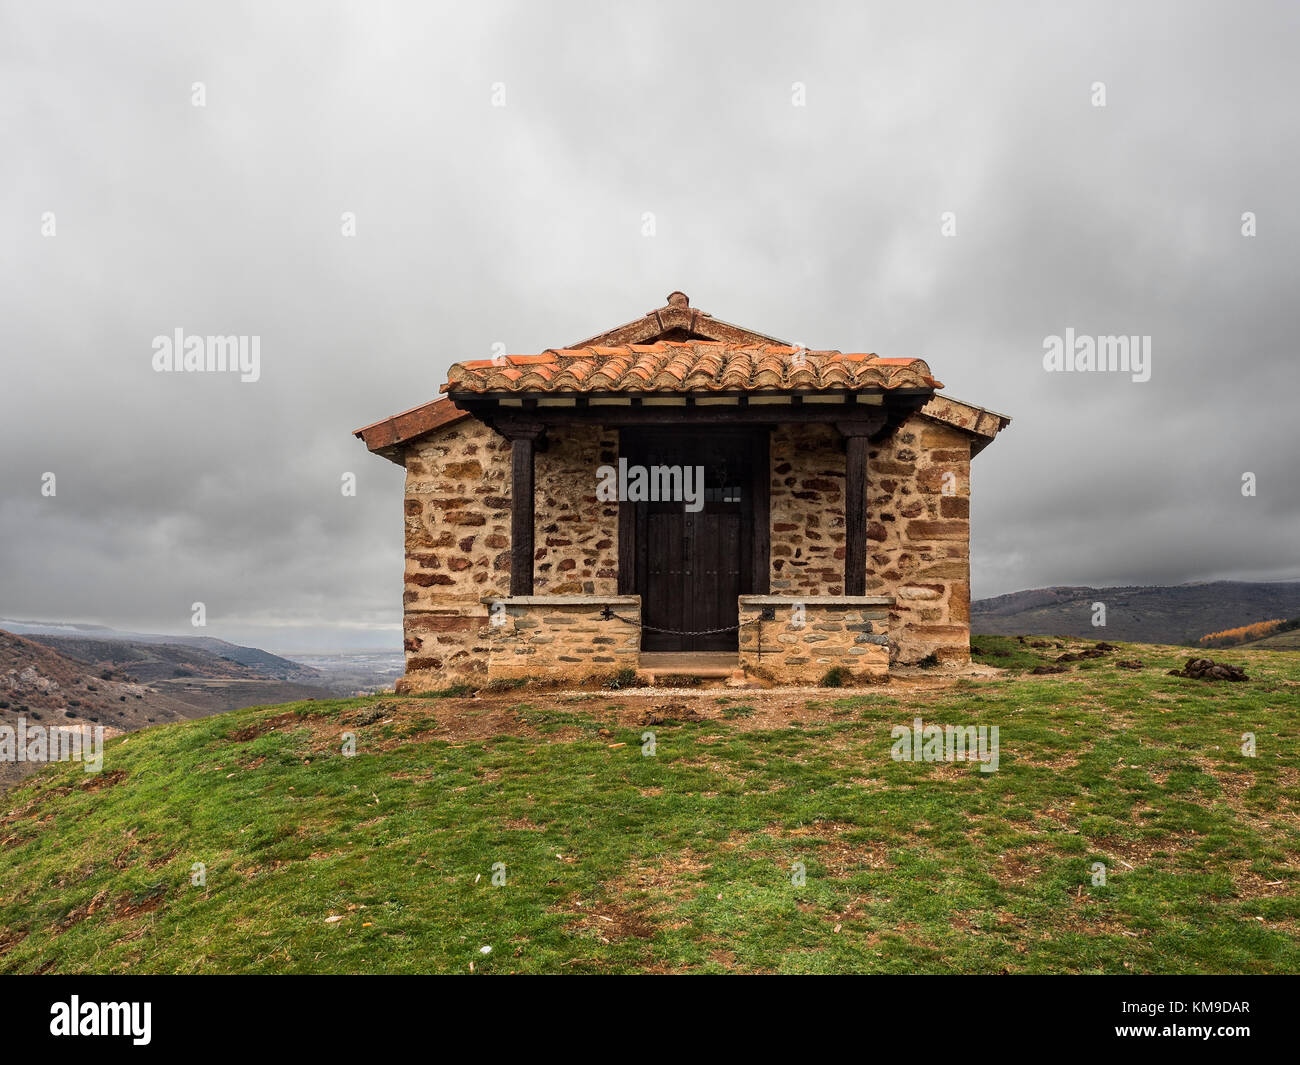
[569,291,789,348]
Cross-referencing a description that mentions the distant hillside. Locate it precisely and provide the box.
[0,630,203,788]
[28,635,312,686]
[972,581,1300,645]
[0,619,324,685]
[1238,628,1300,652]
[0,630,201,727]
[0,629,337,788]
[1,619,401,696]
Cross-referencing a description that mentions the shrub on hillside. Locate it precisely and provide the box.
[1198,617,1294,648]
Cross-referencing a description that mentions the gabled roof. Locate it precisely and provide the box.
[352,291,1011,462]
[443,341,940,396]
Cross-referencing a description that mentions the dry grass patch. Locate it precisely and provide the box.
[765,820,893,878]
[600,848,714,919]
[562,900,656,943]
[500,817,545,832]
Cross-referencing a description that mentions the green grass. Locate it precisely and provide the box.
[720,704,756,720]
[1,637,1298,974]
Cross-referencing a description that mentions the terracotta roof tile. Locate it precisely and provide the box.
[352,397,469,463]
[443,341,940,395]
[350,295,1007,459]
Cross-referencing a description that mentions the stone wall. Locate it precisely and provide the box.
[769,414,974,664]
[866,415,973,664]
[400,418,510,690]
[738,595,892,683]
[533,426,620,596]
[399,420,619,689]
[483,596,640,683]
[397,411,974,689]
[769,423,847,597]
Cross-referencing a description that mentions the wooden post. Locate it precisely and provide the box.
[505,424,545,596]
[750,429,770,595]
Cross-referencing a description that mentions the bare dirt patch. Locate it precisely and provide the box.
[231,698,558,756]
[59,883,166,931]
[0,795,53,831]
[228,711,307,742]
[766,819,858,840]
[1060,905,1147,939]
[1092,834,1196,869]
[146,847,180,871]
[112,886,166,921]
[0,927,28,956]
[500,816,545,832]
[79,769,126,792]
[638,703,704,725]
[602,848,715,919]
[1229,865,1297,899]
[777,822,893,875]
[286,683,999,752]
[994,850,1047,886]
[564,901,656,943]
[59,888,111,929]
[1013,748,1085,771]
[384,700,547,745]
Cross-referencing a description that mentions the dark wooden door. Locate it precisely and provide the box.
[621,429,765,652]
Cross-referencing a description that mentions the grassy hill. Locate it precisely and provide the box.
[973,581,1300,644]
[1,637,1297,974]
[1242,630,1300,652]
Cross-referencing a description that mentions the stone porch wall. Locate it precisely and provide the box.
[483,595,641,683]
[739,595,892,684]
[770,415,973,664]
[866,416,973,664]
[399,420,616,690]
[532,426,620,596]
[769,423,847,596]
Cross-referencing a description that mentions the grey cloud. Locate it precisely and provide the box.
[2,0,1296,648]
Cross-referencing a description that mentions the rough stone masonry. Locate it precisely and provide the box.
[396,411,980,689]
[356,292,1010,691]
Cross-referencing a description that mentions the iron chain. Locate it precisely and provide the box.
[607,611,740,637]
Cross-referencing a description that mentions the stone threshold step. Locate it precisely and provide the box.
[635,653,758,688]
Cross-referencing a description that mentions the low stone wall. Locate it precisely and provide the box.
[482,595,641,683]
[738,595,893,684]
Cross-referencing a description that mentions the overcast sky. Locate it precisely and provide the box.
[3,0,1297,650]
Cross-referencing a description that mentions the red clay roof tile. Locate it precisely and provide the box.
[352,397,469,462]
[352,294,1010,459]
[443,340,940,395]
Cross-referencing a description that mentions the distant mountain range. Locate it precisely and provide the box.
[0,617,403,693]
[972,581,1300,645]
[0,618,321,683]
[0,628,332,788]
[0,619,409,787]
